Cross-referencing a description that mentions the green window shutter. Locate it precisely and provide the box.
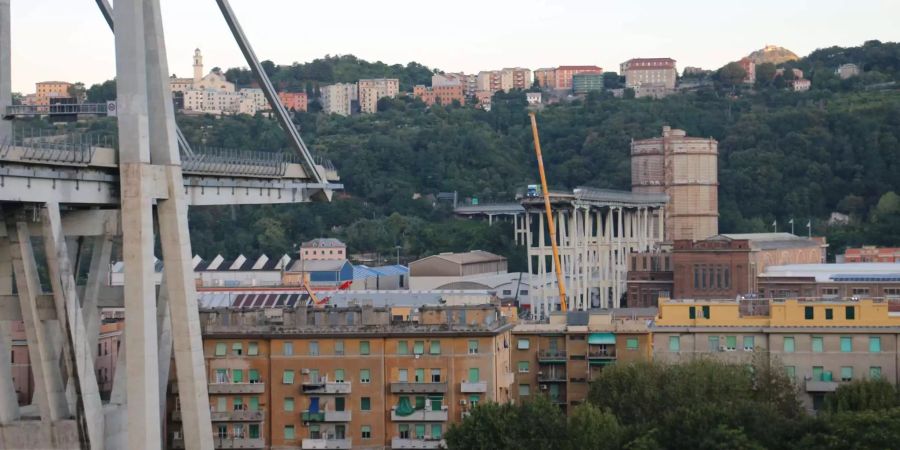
[335,397,345,411]
[468,340,478,353]
[669,336,680,352]
[689,306,696,319]
[825,308,833,320]
[232,343,243,355]
[360,341,370,355]
[415,396,426,410]
[869,337,881,353]
[360,369,370,383]
[284,425,295,440]
[249,424,260,439]
[785,366,796,379]
[361,397,371,411]
[415,368,425,382]
[335,369,345,382]
[812,366,823,381]
[812,337,823,353]
[840,366,853,381]
[702,305,710,319]
[783,337,795,353]
[431,424,442,439]
[726,336,737,349]
[804,307,814,320]
[845,306,855,320]
[415,424,426,439]
[284,397,294,411]
[708,336,719,352]
[398,340,408,355]
[870,366,882,380]
[232,369,243,383]
[469,395,480,406]
[840,337,852,352]
[283,370,294,384]
[743,336,755,350]
[517,361,529,373]
[431,396,443,411]
[249,369,259,382]
[468,368,479,382]
[361,425,371,439]
[215,343,226,356]
[414,341,425,354]
[249,397,259,411]
[626,338,638,350]
[217,397,226,412]
[430,340,441,355]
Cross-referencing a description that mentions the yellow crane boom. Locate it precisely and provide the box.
[528,112,568,312]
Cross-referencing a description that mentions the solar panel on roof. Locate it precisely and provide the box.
[264,294,277,307]
[233,294,248,308]
[286,294,299,307]
[274,294,286,307]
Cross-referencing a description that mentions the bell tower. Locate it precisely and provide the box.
[193,48,203,84]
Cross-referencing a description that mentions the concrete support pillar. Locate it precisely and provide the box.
[0,0,11,140]
[0,236,20,424]
[84,234,114,359]
[41,203,104,448]
[9,219,68,422]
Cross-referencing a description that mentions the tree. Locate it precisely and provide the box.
[718,62,748,87]
[445,397,566,450]
[823,379,899,413]
[261,60,277,78]
[565,404,623,450]
[68,82,86,102]
[86,80,117,103]
[755,62,776,87]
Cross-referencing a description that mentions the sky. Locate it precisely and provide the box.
[7,0,900,93]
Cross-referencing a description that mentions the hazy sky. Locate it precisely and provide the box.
[7,0,900,92]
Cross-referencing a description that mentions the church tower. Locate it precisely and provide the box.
[193,48,203,84]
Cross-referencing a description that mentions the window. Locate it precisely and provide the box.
[518,361,530,373]
[309,341,319,356]
[870,366,882,380]
[360,369,371,383]
[743,336,755,351]
[669,336,681,352]
[804,307,814,320]
[852,287,870,296]
[845,307,855,320]
[217,424,227,439]
[284,397,294,411]
[431,396,443,411]
[862,336,881,354]
[415,423,426,439]
[840,366,853,382]
[431,369,441,383]
[232,343,243,356]
[430,341,441,355]
[431,424,442,439]
[249,397,259,411]
[283,342,294,356]
[689,306,696,319]
[248,342,259,356]
[725,336,737,350]
[702,305,710,319]
[361,426,371,439]
[233,398,243,411]
[708,336,720,352]
[626,338,639,350]
[309,369,320,383]
[360,341,370,355]
[414,341,425,354]
[248,369,260,383]
[518,384,530,396]
[216,397,226,412]
[309,424,321,439]
[415,368,425,382]
[335,397,346,412]
[468,340,479,354]
[469,368,480,382]
[812,337,823,353]
[398,369,408,382]
[284,425,295,440]
[840,337,852,353]
[783,337,795,353]
[283,370,294,384]
[249,424,260,439]
[215,343,226,356]
[785,366,796,379]
[232,369,243,383]
[361,397,371,411]
[469,395,480,407]
[398,340,409,355]
[215,368,228,383]
[812,366,824,381]
[825,308,833,320]
[517,339,530,350]
[399,424,410,439]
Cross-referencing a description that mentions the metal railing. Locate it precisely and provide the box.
[5,103,113,117]
[0,128,113,165]
[182,146,294,177]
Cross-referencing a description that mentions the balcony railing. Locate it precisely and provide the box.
[302,381,351,395]
[537,350,567,363]
[212,436,265,449]
[172,409,264,422]
[805,380,840,393]
[302,410,352,422]
[587,350,617,359]
[460,381,487,393]
[207,382,266,394]
[391,437,446,449]
[391,406,449,422]
[390,382,448,394]
[537,372,567,383]
[301,438,352,449]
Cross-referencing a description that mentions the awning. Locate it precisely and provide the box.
[588,333,616,345]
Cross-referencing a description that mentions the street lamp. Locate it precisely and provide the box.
[395,245,401,266]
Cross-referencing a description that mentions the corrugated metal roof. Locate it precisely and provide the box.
[421,251,506,265]
[288,259,349,272]
[353,265,409,281]
[763,263,900,282]
[301,238,345,248]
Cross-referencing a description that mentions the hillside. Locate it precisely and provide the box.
[748,44,800,65]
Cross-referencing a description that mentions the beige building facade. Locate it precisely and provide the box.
[321,83,357,116]
[358,79,399,114]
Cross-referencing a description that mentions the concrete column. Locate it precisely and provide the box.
[84,233,114,359]
[155,279,172,427]
[9,219,68,422]
[41,203,104,448]
[0,0,11,140]
[0,236,20,424]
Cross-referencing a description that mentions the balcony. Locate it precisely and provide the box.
[301,438,352,449]
[537,350,567,363]
[390,382,448,394]
[460,381,487,393]
[302,410,352,422]
[302,381,352,395]
[391,406,449,422]
[806,380,839,392]
[213,436,265,449]
[537,372,567,383]
[207,382,266,395]
[391,437,446,449]
[587,349,616,360]
[172,409,264,422]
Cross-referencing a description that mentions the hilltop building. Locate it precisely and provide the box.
[321,83,357,116]
[278,92,308,112]
[414,74,466,106]
[836,63,860,79]
[358,78,399,114]
[476,68,532,93]
[620,58,677,97]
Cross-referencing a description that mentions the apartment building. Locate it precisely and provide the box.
[278,92,308,112]
[321,83,357,116]
[843,246,900,263]
[533,68,557,89]
[510,311,654,411]
[169,304,515,449]
[653,297,900,410]
[572,72,604,94]
[414,74,468,106]
[358,79,400,114]
[476,68,531,93]
[33,81,73,106]
[554,66,602,91]
[620,58,677,96]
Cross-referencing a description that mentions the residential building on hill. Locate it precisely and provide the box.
[476,68,531,93]
[533,68,556,89]
[836,63,860,79]
[554,65,602,91]
[300,238,347,262]
[321,83,357,116]
[33,81,73,106]
[414,76,466,107]
[358,78,399,114]
[166,303,515,449]
[278,92,308,112]
[572,72,604,94]
[620,58,677,97]
[739,57,756,83]
[843,247,900,263]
